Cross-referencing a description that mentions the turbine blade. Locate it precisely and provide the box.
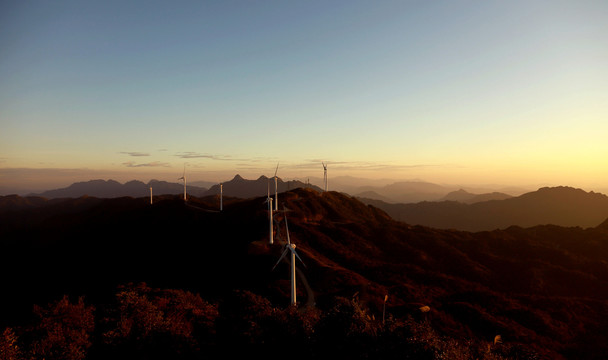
[272,248,290,271]
[274,163,279,177]
[291,248,306,268]
[284,214,291,244]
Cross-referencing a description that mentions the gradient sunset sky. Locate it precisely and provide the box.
[1,0,607,192]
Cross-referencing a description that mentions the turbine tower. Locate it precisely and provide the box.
[150,185,153,205]
[220,183,223,211]
[322,162,328,192]
[272,209,305,306]
[178,165,187,201]
[274,163,279,211]
[265,180,273,245]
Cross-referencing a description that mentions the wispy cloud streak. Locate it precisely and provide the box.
[292,160,446,172]
[120,152,150,157]
[122,161,171,168]
[175,152,249,161]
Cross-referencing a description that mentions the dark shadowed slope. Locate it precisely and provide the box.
[362,186,608,231]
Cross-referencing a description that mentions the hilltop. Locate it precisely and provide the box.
[1,189,608,358]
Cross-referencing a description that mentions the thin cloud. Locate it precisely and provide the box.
[295,160,446,172]
[122,161,171,168]
[175,152,246,161]
[120,152,150,157]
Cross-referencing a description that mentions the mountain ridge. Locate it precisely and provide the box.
[361,186,608,231]
[29,176,323,200]
[440,188,513,204]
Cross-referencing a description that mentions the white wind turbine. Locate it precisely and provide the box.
[272,208,305,306]
[274,163,279,211]
[178,165,187,201]
[322,162,328,192]
[264,179,273,245]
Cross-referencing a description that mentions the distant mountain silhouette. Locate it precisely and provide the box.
[440,188,513,204]
[354,190,393,203]
[361,186,608,231]
[30,176,321,200]
[204,174,323,198]
[31,179,208,198]
[1,189,608,358]
[352,181,452,203]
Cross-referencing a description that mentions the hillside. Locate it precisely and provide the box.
[1,190,608,359]
[362,186,608,231]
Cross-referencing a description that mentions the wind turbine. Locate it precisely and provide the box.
[264,180,273,245]
[274,163,279,211]
[219,183,223,211]
[272,208,305,306]
[322,162,328,192]
[178,165,187,201]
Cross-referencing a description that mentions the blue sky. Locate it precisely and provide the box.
[1,0,607,191]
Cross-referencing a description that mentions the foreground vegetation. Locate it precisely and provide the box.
[1,283,541,360]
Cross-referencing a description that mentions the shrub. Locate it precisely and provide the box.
[101,283,218,359]
[29,296,95,360]
[0,327,23,360]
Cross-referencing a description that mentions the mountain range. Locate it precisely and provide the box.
[29,175,322,200]
[1,189,607,359]
[321,176,529,204]
[23,177,608,232]
[31,179,208,198]
[360,186,608,231]
[439,188,513,204]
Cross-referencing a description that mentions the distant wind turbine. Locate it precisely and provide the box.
[274,163,279,211]
[322,162,328,192]
[272,208,305,306]
[178,165,187,201]
[220,183,223,211]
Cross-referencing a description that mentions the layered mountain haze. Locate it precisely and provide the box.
[327,178,525,204]
[361,186,608,231]
[440,189,513,204]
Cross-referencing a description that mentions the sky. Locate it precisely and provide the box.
[1,0,607,193]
